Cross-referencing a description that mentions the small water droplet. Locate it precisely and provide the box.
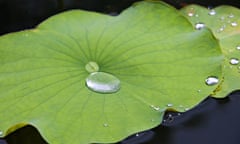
[85,61,99,73]
[103,123,108,127]
[231,22,238,27]
[205,76,219,86]
[177,113,181,116]
[208,9,216,16]
[167,103,173,107]
[86,72,120,94]
[136,133,139,137]
[228,13,234,18]
[230,58,239,65]
[197,89,201,93]
[220,16,225,21]
[0,131,3,136]
[184,108,189,111]
[188,12,194,17]
[195,23,205,30]
[195,14,199,17]
[150,105,160,111]
[151,119,155,122]
[236,45,240,50]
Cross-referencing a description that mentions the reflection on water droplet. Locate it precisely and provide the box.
[195,23,205,30]
[197,89,201,93]
[167,103,173,107]
[0,131,3,136]
[103,123,108,127]
[205,76,219,86]
[230,58,239,65]
[86,72,120,94]
[231,22,238,27]
[208,9,216,16]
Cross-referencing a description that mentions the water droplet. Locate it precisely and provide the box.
[177,113,181,116]
[231,22,238,27]
[197,89,201,93]
[103,123,108,127]
[205,76,219,86]
[208,9,216,16]
[236,45,240,50]
[184,108,189,111]
[220,16,225,21]
[86,72,120,94]
[0,131,3,136]
[230,58,239,65]
[85,61,99,73]
[167,103,173,107]
[228,13,234,18]
[136,133,139,137]
[195,23,205,30]
[188,12,194,17]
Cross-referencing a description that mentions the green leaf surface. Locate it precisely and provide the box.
[180,5,240,97]
[0,1,223,144]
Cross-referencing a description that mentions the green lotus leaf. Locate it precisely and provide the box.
[181,5,240,97]
[0,1,223,144]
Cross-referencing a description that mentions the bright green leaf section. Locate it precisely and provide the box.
[0,1,223,144]
[181,5,240,97]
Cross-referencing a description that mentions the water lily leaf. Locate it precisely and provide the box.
[181,5,240,97]
[0,1,223,144]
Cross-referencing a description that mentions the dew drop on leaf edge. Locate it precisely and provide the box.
[205,76,219,86]
[86,72,120,94]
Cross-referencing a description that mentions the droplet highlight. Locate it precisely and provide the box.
[86,72,120,94]
[230,58,239,65]
[85,61,99,73]
[150,105,161,111]
[228,14,234,18]
[205,76,219,86]
[195,23,205,30]
[0,131,3,136]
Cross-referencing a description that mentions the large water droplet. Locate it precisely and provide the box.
[86,72,120,94]
[205,76,219,86]
[230,58,239,65]
[195,23,205,30]
[231,22,238,27]
[85,61,99,73]
[208,9,216,16]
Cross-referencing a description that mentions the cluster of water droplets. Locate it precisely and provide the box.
[85,61,120,94]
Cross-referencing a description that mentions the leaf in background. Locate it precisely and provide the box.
[181,5,240,97]
[0,1,223,144]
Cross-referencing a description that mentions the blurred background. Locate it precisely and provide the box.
[1,0,240,144]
